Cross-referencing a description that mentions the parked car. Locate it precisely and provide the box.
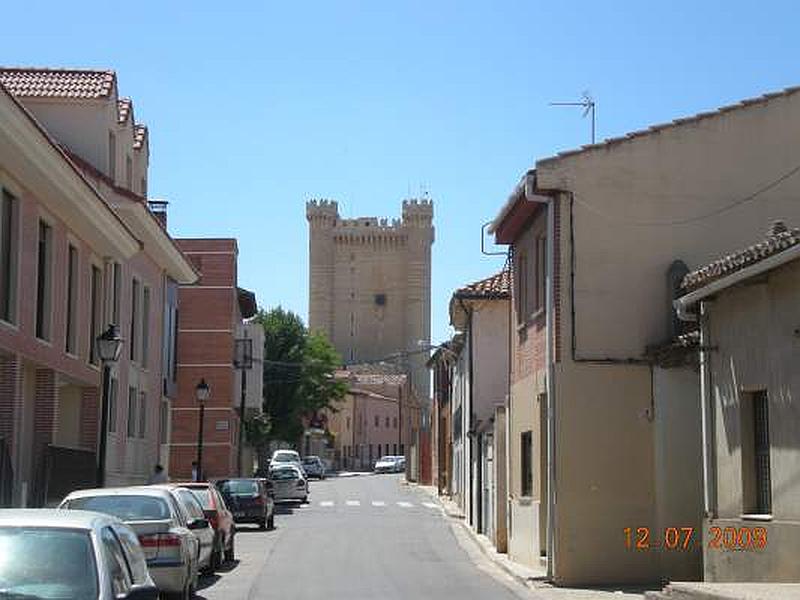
[151,484,215,575]
[177,482,236,567]
[270,449,304,474]
[269,464,308,503]
[216,478,274,530]
[59,487,200,598]
[301,455,326,479]
[374,455,400,474]
[0,509,159,600]
[394,455,406,473]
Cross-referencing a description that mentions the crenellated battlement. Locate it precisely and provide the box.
[402,198,434,226]
[306,199,340,227]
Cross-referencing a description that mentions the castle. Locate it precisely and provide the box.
[306,199,434,397]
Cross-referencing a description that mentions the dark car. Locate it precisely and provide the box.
[215,478,274,530]
[177,482,236,567]
[301,456,326,480]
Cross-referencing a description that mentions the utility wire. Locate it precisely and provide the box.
[571,160,800,227]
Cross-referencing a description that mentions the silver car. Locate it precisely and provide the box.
[154,485,216,573]
[269,464,309,503]
[60,486,202,599]
[0,508,159,599]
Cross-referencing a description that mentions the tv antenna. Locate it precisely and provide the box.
[550,91,596,144]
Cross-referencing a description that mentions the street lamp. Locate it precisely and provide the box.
[234,337,253,476]
[96,324,123,487]
[195,379,211,481]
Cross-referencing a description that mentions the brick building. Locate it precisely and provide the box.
[0,68,197,506]
[170,239,262,480]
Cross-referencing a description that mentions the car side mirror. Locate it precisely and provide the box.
[120,584,160,600]
[188,517,209,530]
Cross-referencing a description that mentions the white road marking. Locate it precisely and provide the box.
[397,501,413,508]
[422,502,438,509]
[371,501,386,507]
[346,500,361,507]
[320,501,334,507]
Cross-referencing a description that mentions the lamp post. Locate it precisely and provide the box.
[234,338,253,476]
[195,379,211,481]
[96,324,123,487]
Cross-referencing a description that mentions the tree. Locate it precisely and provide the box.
[252,307,347,448]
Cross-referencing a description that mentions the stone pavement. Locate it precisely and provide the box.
[646,582,800,600]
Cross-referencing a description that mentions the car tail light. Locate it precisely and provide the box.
[252,495,264,505]
[139,533,181,549]
[296,480,305,488]
[206,511,219,530]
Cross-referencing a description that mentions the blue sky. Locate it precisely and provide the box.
[2,1,798,344]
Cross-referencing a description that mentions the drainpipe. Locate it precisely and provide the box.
[523,174,557,580]
[675,297,716,518]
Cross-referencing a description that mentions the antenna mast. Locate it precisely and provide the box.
[550,91,596,144]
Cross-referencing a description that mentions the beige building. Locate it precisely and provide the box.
[491,85,800,585]
[306,199,434,397]
[675,222,800,583]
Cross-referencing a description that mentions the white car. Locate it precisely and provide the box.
[0,508,159,600]
[60,486,206,598]
[374,456,400,474]
[269,464,309,503]
[270,449,306,475]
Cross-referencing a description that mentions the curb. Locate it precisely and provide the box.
[410,483,546,592]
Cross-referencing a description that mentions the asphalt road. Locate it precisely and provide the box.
[198,473,529,600]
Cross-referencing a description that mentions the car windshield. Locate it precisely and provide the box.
[65,494,170,521]
[272,454,297,463]
[0,527,98,600]
[302,458,317,465]
[219,480,259,495]
[379,456,396,463]
[271,469,298,480]
[183,487,212,509]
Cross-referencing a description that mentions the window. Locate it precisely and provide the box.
[369,444,373,460]
[125,155,133,190]
[0,190,18,324]
[377,444,382,456]
[100,527,131,597]
[65,245,78,354]
[130,279,139,361]
[159,400,169,444]
[138,391,147,438]
[141,287,150,368]
[393,417,397,429]
[127,387,137,438]
[742,391,772,514]
[89,265,102,364]
[35,220,53,340]
[108,131,117,181]
[399,443,404,456]
[374,293,386,306]
[375,415,379,427]
[393,443,398,455]
[108,378,118,433]
[346,416,350,431]
[385,416,390,427]
[535,234,547,311]
[112,263,121,326]
[521,430,533,497]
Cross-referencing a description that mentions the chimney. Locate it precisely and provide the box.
[148,199,168,229]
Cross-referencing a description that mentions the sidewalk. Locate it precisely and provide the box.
[410,482,648,599]
[646,583,800,600]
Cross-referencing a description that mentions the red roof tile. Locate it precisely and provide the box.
[0,67,116,99]
[117,98,132,123]
[682,221,800,292]
[454,267,511,299]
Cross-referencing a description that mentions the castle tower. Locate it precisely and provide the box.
[306,199,434,397]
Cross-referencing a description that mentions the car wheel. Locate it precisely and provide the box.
[224,535,235,563]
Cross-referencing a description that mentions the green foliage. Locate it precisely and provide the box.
[252,306,348,445]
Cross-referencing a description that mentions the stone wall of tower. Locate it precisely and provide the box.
[306,200,434,398]
[306,200,338,339]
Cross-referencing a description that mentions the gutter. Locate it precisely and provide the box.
[522,173,557,580]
